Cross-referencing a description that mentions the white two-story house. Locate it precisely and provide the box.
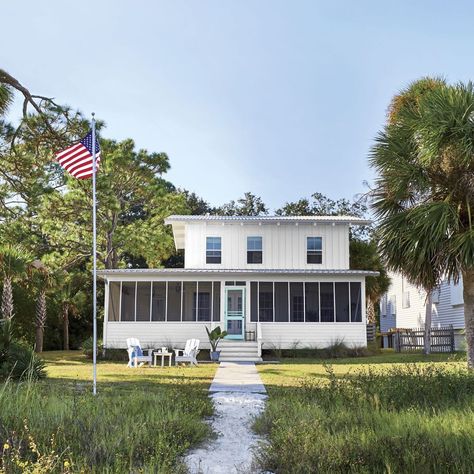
[99,215,377,360]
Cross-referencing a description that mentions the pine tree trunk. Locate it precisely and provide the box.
[423,291,432,355]
[35,289,47,353]
[462,268,474,369]
[62,302,69,351]
[366,299,376,324]
[1,275,14,320]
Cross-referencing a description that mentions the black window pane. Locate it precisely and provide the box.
[320,282,334,322]
[290,283,304,322]
[136,282,151,321]
[247,251,263,264]
[152,282,166,321]
[350,282,362,322]
[307,253,322,264]
[259,282,273,322]
[335,282,350,322]
[250,282,258,322]
[235,281,246,286]
[108,282,120,321]
[167,282,182,321]
[121,282,136,321]
[213,282,221,321]
[198,282,212,321]
[182,281,197,321]
[305,282,319,322]
[275,282,289,322]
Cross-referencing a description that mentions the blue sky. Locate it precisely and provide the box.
[3,1,474,210]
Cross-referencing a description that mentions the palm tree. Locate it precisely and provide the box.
[31,260,53,353]
[55,271,86,350]
[0,245,30,321]
[370,79,474,365]
[349,239,391,324]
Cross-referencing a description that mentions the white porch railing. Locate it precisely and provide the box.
[256,322,263,357]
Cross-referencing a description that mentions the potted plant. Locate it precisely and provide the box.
[205,326,228,362]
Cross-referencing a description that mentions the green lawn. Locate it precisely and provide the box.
[255,351,474,473]
[0,351,218,473]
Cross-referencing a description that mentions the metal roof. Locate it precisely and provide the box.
[98,268,379,278]
[165,215,371,225]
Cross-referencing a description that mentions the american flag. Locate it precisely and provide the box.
[56,131,101,179]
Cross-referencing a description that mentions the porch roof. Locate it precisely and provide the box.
[97,268,379,279]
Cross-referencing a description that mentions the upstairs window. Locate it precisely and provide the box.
[307,237,322,264]
[206,237,222,264]
[247,236,263,264]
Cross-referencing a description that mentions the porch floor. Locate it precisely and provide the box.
[209,361,266,393]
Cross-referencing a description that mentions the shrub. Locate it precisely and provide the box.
[0,320,45,381]
[80,336,103,359]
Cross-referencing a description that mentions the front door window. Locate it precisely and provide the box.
[225,288,245,339]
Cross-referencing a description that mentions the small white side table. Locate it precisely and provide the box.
[153,351,172,367]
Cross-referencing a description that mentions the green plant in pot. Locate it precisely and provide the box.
[206,326,228,361]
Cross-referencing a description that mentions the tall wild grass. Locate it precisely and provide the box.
[255,363,474,473]
[0,378,212,473]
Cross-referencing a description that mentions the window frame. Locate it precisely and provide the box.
[247,236,263,264]
[206,236,222,264]
[306,237,323,264]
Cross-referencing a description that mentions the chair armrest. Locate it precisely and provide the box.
[145,349,153,356]
[174,349,184,356]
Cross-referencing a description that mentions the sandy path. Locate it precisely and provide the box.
[185,391,267,473]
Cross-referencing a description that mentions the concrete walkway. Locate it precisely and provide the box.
[209,361,267,393]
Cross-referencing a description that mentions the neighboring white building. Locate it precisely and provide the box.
[380,272,466,349]
[99,215,377,360]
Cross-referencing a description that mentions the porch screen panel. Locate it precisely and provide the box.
[350,282,362,322]
[198,282,212,321]
[108,282,120,321]
[136,282,151,321]
[335,282,350,322]
[275,282,289,322]
[259,282,273,322]
[167,282,182,321]
[212,282,221,321]
[290,283,304,322]
[151,282,166,321]
[250,282,258,322]
[121,282,136,321]
[305,282,319,322]
[182,281,197,321]
[320,282,334,322]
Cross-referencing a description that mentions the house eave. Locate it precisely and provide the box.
[97,268,379,280]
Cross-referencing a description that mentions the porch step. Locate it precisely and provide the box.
[218,340,261,362]
[219,356,263,362]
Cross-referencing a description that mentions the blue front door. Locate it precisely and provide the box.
[225,288,245,340]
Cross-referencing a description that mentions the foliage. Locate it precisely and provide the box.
[0,320,45,380]
[80,336,103,359]
[255,362,474,473]
[370,78,474,366]
[205,326,228,352]
[266,339,378,359]
[213,191,268,216]
[0,377,212,473]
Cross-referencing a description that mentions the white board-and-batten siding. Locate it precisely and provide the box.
[381,272,466,331]
[183,223,349,270]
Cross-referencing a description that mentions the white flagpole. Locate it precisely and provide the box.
[91,113,98,396]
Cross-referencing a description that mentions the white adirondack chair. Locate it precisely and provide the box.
[174,339,200,366]
[126,338,153,368]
